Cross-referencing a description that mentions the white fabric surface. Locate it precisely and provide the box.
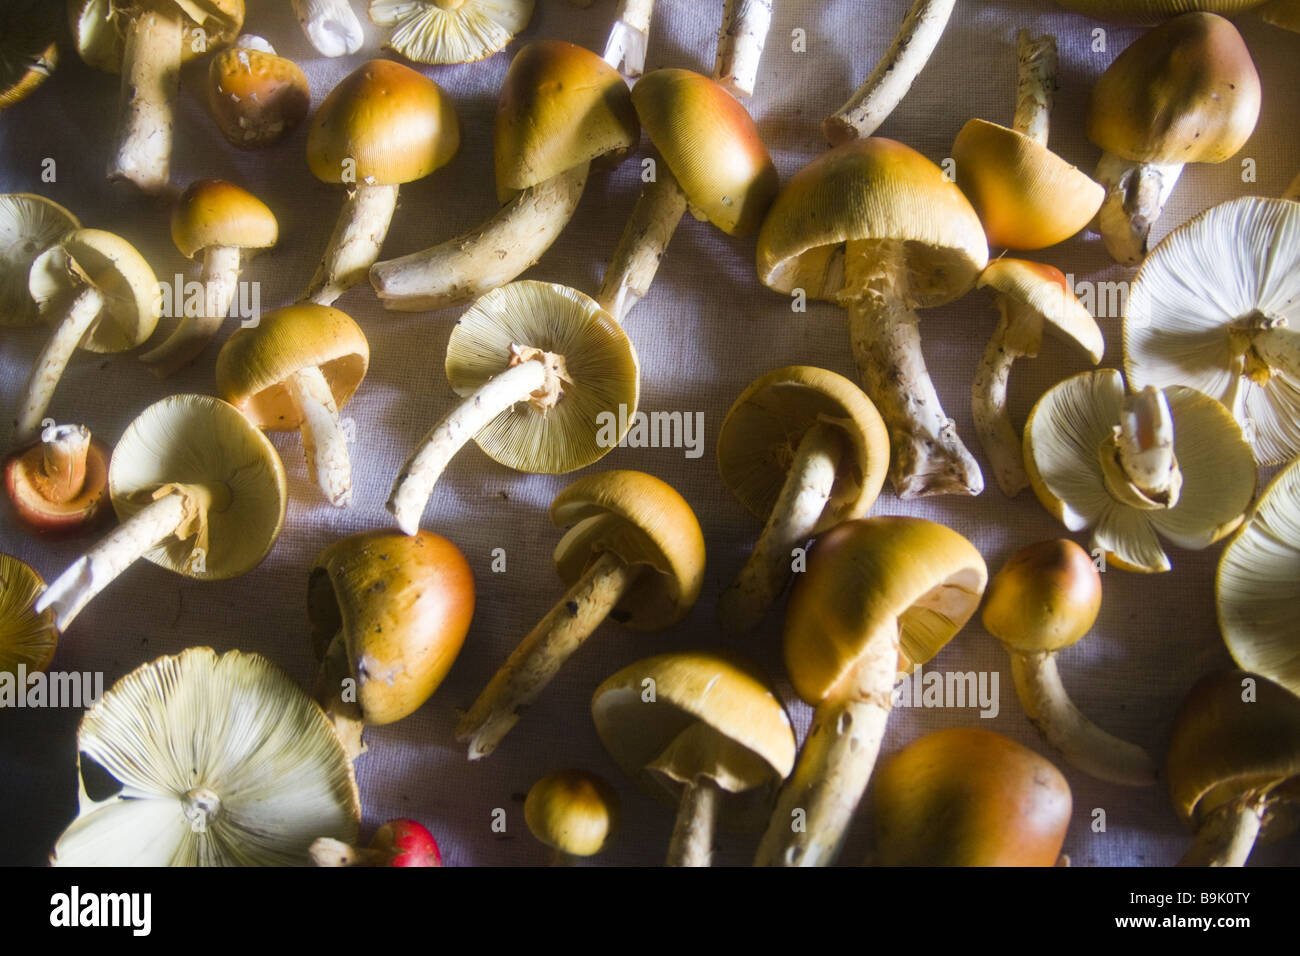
[1,0,1298,867]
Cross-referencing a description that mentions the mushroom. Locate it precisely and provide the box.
[293,0,364,57]
[1023,370,1256,573]
[0,554,58,680]
[12,228,159,448]
[603,0,655,77]
[307,530,475,760]
[1086,13,1260,264]
[597,67,777,324]
[140,179,278,377]
[457,469,705,759]
[304,59,460,307]
[754,516,988,867]
[4,423,110,535]
[311,819,442,866]
[387,281,639,535]
[370,38,639,312]
[756,138,990,498]
[592,651,795,866]
[0,0,59,110]
[972,260,1103,497]
[1167,669,1300,867]
[714,0,774,98]
[51,647,360,866]
[983,538,1156,786]
[69,0,244,194]
[1052,0,1269,20]
[716,365,889,635]
[1260,0,1300,31]
[870,728,1072,866]
[33,394,287,632]
[368,0,534,65]
[207,35,310,149]
[0,193,79,329]
[524,769,620,864]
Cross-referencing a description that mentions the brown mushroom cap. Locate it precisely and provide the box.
[70,0,244,73]
[0,553,57,676]
[171,179,278,258]
[982,539,1103,654]
[208,41,310,149]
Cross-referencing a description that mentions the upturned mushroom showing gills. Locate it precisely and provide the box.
[716,365,889,635]
[757,138,990,498]
[714,0,775,98]
[755,516,988,867]
[457,470,705,759]
[207,36,310,149]
[1167,669,1300,867]
[870,728,1072,866]
[0,1,59,110]
[12,228,159,448]
[0,194,79,329]
[370,39,639,312]
[312,818,442,867]
[597,68,778,324]
[304,59,460,307]
[1023,370,1256,573]
[51,647,360,866]
[524,769,620,864]
[387,282,639,535]
[33,395,287,632]
[4,423,109,535]
[1086,13,1260,265]
[293,0,364,57]
[983,539,1155,786]
[68,0,244,194]
[593,652,795,866]
[1,554,58,680]
[217,304,368,508]
[368,0,534,65]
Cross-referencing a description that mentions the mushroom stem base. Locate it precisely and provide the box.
[139,245,242,376]
[12,285,105,448]
[287,365,353,508]
[1179,799,1264,867]
[38,424,92,504]
[597,167,688,324]
[666,778,719,867]
[1094,153,1183,266]
[305,183,400,306]
[109,7,182,194]
[292,0,364,57]
[309,837,384,866]
[604,0,656,77]
[713,0,774,98]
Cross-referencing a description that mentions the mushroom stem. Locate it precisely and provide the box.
[286,365,353,508]
[713,0,774,98]
[1179,798,1264,867]
[36,424,91,505]
[719,423,843,635]
[665,778,719,867]
[12,285,105,448]
[292,0,365,57]
[314,630,367,760]
[370,164,590,312]
[1100,386,1183,509]
[139,245,242,376]
[109,7,183,194]
[1009,650,1156,787]
[1013,30,1056,146]
[604,0,656,78]
[822,0,956,145]
[305,183,401,307]
[1284,172,1300,202]
[457,550,638,759]
[1093,153,1184,266]
[972,297,1040,497]
[309,837,387,866]
[597,166,689,324]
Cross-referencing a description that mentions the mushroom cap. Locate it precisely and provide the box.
[717,365,889,534]
[368,0,534,66]
[978,259,1104,363]
[216,304,369,431]
[5,431,110,535]
[28,228,159,352]
[1085,12,1260,165]
[208,42,310,149]
[982,539,1103,654]
[630,68,778,237]
[109,395,287,580]
[51,647,360,866]
[756,137,989,304]
[1052,0,1268,23]
[523,769,619,857]
[306,59,460,186]
[494,39,639,198]
[551,470,705,632]
[0,193,79,327]
[952,119,1104,251]
[0,0,59,110]
[308,530,475,726]
[171,179,278,258]
[1259,0,1300,31]
[1125,196,1300,466]
[784,516,988,704]
[70,0,244,74]
[0,554,57,677]
[871,727,1072,866]
[444,281,639,475]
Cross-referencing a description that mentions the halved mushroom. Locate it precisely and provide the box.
[4,423,110,535]
[293,0,364,57]
[593,651,795,866]
[0,1,59,110]
[603,0,655,78]
[207,36,310,149]
[0,193,79,329]
[524,769,620,864]
[312,819,442,867]
[713,0,774,98]
[51,647,360,866]
[457,470,705,759]
[368,0,533,64]
[33,394,287,632]
[754,516,987,867]
[716,365,889,634]
[1023,370,1256,573]
[387,281,639,535]
[0,554,57,680]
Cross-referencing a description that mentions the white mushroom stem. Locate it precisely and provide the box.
[822,0,956,145]
[1093,153,1184,266]
[109,7,183,194]
[314,631,366,761]
[604,0,656,78]
[719,423,843,635]
[971,297,1042,497]
[305,183,401,307]
[139,245,242,376]
[1100,386,1183,508]
[665,778,719,867]
[714,0,774,98]
[37,424,91,504]
[292,0,364,57]
[1009,650,1156,787]
[286,365,353,508]
[310,837,389,866]
[370,165,590,312]
[456,550,638,759]
[12,285,104,448]
[1178,798,1265,867]
[597,167,689,324]
[1013,30,1056,146]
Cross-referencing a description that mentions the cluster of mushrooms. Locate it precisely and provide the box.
[0,0,1298,868]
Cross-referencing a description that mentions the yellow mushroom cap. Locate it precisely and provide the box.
[306,59,460,186]
[0,1,59,110]
[977,259,1103,363]
[784,516,988,704]
[0,554,57,677]
[369,0,534,66]
[216,304,369,431]
[524,769,619,857]
[630,68,778,237]
[550,470,705,631]
[171,179,278,258]
[1085,13,1260,165]
[1051,0,1267,23]
[208,40,311,149]
[982,539,1103,654]
[0,193,79,328]
[717,365,889,534]
[70,0,244,74]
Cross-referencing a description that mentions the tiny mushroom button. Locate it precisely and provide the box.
[524,769,620,865]
[207,36,311,149]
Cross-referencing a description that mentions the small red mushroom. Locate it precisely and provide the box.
[3,422,109,535]
[310,819,441,867]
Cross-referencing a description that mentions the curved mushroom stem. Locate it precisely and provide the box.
[305,183,401,307]
[1100,386,1183,509]
[822,0,956,145]
[597,167,689,324]
[314,630,366,760]
[12,285,105,448]
[604,0,656,78]
[1093,153,1184,266]
[1009,650,1156,787]
[292,0,364,57]
[1284,172,1300,202]
[139,245,241,376]
[972,296,1042,497]
[286,365,353,508]
[370,164,589,312]
[714,0,774,98]
[35,423,91,505]
[109,7,182,194]
[666,778,719,867]
[309,837,388,866]
[1013,30,1056,146]
[719,423,843,635]
[457,550,639,759]
[1179,798,1265,867]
